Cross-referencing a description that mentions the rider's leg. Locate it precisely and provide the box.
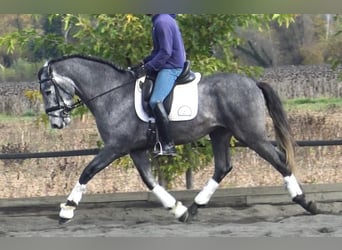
[152,102,177,156]
[149,68,182,156]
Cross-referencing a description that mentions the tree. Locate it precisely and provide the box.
[324,15,342,69]
[1,14,294,74]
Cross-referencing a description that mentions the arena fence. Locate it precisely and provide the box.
[0,140,341,160]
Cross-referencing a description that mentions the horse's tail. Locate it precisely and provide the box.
[256,81,296,173]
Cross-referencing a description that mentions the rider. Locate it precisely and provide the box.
[137,14,186,157]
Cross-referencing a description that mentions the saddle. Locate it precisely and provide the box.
[141,60,196,116]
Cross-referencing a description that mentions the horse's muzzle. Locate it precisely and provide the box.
[49,114,71,129]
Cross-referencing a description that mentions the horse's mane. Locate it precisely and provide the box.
[48,54,127,73]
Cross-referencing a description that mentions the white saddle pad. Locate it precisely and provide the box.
[134,72,201,122]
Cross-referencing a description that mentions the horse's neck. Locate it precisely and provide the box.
[61,63,130,99]
[53,57,134,116]
[72,69,133,112]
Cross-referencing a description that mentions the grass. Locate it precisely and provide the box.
[0,113,35,123]
[284,97,342,111]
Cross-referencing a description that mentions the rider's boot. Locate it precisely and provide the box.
[153,102,177,157]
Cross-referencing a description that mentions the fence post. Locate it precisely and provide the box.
[185,168,193,190]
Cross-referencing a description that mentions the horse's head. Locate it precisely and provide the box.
[38,63,76,129]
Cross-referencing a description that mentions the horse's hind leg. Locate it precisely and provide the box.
[130,149,189,222]
[245,139,317,214]
[188,129,233,217]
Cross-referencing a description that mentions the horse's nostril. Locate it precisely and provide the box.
[51,124,60,129]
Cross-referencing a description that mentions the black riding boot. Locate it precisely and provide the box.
[152,102,177,157]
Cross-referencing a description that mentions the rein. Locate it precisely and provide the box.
[75,79,134,109]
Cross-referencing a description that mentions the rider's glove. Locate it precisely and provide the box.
[129,61,146,79]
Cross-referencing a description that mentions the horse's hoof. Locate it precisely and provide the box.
[59,202,76,220]
[306,200,318,215]
[188,202,199,216]
[59,217,72,225]
[178,210,190,223]
[179,202,205,222]
[293,195,318,215]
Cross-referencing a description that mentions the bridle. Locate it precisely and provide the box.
[38,66,76,120]
[39,63,136,117]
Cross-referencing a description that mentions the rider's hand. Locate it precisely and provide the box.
[129,61,146,78]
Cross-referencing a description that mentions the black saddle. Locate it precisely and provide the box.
[141,60,196,116]
[175,60,196,84]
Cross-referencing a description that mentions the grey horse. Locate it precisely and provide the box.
[38,54,317,224]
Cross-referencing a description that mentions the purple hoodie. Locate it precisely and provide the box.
[143,14,186,73]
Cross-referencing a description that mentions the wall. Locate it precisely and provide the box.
[261,64,342,99]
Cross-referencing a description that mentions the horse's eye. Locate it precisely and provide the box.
[45,89,52,96]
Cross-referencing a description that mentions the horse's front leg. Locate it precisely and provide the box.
[59,146,121,224]
[188,131,232,218]
[130,150,189,222]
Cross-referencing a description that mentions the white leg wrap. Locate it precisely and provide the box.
[170,201,188,219]
[59,203,76,219]
[194,178,219,205]
[284,174,303,198]
[152,185,176,208]
[67,182,86,205]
